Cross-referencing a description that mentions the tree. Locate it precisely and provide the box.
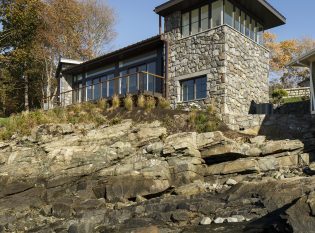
[0,0,116,115]
[264,32,315,88]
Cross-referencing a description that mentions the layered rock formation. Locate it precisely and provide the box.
[0,120,314,232]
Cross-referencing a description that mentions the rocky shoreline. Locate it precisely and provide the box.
[0,120,314,232]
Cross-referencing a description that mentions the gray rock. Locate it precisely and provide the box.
[200,217,212,225]
[214,217,225,224]
[225,178,238,186]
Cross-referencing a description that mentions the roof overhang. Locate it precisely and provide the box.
[287,48,315,67]
[55,58,83,78]
[154,0,286,30]
[63,35,163,75]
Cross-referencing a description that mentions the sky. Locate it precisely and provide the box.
[106,0,315,50]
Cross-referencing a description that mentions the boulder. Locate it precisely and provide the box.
[260,140,303,156]
[200,217,212,225]
[163,132,197,156]
[174,181,206,196]
[206,159,259,175]
[105,175,170,201]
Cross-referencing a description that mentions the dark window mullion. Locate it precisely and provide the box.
[209,3,212,29]
[199,7,201,32]
[189,11,192,35]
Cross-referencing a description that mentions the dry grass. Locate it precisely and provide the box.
[158,97,171,109]
[137,94,145,108]
[111,95,120,109]
[124,95,133,111]
[145,97,156,111]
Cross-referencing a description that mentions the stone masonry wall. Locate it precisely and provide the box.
[225,26,270,115]
[163,11,270,116]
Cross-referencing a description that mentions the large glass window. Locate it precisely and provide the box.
[191,9,199,35]
[181,76,207,102]
[256,23,264,45]
[250,19,255,40]
[224,0,233,27]
[182,12,190,37]
[212,0,223,27]
[201,5,209,31]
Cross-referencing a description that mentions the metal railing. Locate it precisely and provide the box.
[43,71,165,110]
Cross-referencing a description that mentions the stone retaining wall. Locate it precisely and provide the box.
[284,87,310,98]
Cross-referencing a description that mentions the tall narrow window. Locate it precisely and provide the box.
[201,5,209,31]
[196,76,207,99]
[250,19,255,40]
[93,78,100,100]
[129,67,137,93]
[182,12,190,37]
[120,70,128,95]
[182,79,195,102]
[108,74,115,97]
[240,11,245,34]
[86,80,93,101]
[101,76,107,98]
[245,16,250,37]
[147,62,157,92]
[256,23,264,45]
[212,0,223,27]
[191,9,199,35]
[224,0,233,27]
[234,8,240,31]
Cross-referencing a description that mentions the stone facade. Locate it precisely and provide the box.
[162,11,270,116]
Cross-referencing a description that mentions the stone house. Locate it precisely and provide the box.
[55,0,285,118]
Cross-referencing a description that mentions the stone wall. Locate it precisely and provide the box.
[163,12,270,116]
[284,87,310,98]
[225,26,270,115]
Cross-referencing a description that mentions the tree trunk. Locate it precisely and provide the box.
[24,74,29,112]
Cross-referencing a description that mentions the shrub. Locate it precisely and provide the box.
[158,97,171,109]
[124,94,133,111]
[272,89,288,104]
[96,99,108,110]
[189,110,197,124]
[145,96,156,111]
[137,94,145,108]
[111,95,120,109]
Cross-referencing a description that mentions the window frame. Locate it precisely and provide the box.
[180,76,208,102]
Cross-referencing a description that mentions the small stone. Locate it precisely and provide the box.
[200,217,212,225]
[227,217,238,223]
[232,215,246,222]
[225,178,238,186]
[214,217,225,224]
[136,195,147,203]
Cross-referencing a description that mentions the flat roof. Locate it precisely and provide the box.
[288,48,315,67]
[63,35,163,75]
[154,0,286,30]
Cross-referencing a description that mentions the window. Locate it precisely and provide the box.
[129,67,138,93]
[201,5,209,31]
[250,19,255,40]
[256,23,264,45]
[212,0,223,27]
[224,0,233,27]
[93,79,100,100]
[120,70,128,95]
[182,12,190,37]
[234,8,240,31]
[86,80,93,101]
[181,76,207,102]
[191,9,199,35]
[245,16,250,37]
[108,74,115,97]
[240,11,245,34]
[101,76,107,98]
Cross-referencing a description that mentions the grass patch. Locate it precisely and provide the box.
[0,118,8,127]
[283,97,306,104]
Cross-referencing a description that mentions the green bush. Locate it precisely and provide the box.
[272,89,288,104]
[188,110,219,133]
